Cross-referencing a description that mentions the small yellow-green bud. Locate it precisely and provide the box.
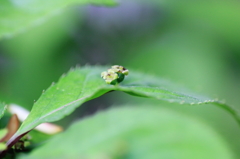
[24,141,31,147]
[0,143,6,151]
[111,65,124,72]
[122,69,129,75]
[101,71,108,79]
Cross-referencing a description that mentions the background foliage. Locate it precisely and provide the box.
[0,0,240,158]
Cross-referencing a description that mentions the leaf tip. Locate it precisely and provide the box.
[35,123,63,135]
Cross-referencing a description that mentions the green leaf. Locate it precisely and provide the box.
[0,0,116,39]
[0,129,8,139]
[28,129,52,145]
[6,66,239,148]
[0,103,7,119]
[18,106,234,159]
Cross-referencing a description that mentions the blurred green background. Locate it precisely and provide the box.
[0,0,240,158]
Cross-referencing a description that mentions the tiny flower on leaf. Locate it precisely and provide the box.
[111,65,129,75]
[101,65,129,85]
[101,70,118,85]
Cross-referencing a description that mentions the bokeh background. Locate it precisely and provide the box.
[0,0,240,158]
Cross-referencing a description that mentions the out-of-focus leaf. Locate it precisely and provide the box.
[18,106,234,159]
[0,103,7,119]
[0,0,116,38]
[6,66,239,150]
[174,1,240,47]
